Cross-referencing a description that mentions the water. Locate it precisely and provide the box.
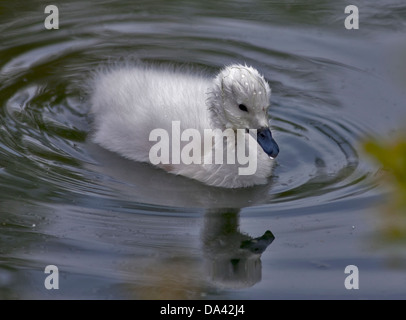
[1,0,406,299]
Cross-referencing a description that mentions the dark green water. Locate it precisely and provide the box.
[1,0,406,299]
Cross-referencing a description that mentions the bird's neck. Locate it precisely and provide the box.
[207,102,234,132]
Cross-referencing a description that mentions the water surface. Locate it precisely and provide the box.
[1,0,406,299]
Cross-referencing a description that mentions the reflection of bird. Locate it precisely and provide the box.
[90,64,279,188]
[202,209,275,289]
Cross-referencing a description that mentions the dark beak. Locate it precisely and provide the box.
[256,127,279,159]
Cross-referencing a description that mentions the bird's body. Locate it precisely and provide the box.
[90,64,279,188]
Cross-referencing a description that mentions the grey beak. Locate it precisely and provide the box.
[256,127,279,159]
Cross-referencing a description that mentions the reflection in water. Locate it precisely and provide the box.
[203,208,274,289]
[134,207,274,299]
[0,198,274,299]
[83,144,276,296]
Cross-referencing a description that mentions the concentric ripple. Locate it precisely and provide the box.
[0,2,379,212]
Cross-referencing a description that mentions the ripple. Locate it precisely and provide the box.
[0,7,379,212]
[270,104,375,206]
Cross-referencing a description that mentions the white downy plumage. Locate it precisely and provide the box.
[90,64,279,188]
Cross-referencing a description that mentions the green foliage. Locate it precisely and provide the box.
[364,135,406,242]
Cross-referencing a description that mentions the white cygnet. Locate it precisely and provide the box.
[90,64,279,188]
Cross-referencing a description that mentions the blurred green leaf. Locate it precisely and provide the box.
[364,135,406,242]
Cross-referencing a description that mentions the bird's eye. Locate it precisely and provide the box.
[239,104,248,112]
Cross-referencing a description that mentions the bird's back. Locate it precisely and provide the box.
[90,66,211,163]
